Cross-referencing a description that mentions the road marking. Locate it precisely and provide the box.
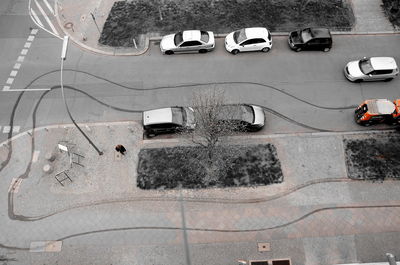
[6,78,14,85]
[34,0,59,36]
[32,150,40,163]
[8,178,23,193]
[30,241,62,252]
[24,42,32,49]
[12,126,20,133]
[14,63,21,69]
[3,126,10,133]
[27,35,35,42]
[17,56,25,62]
[2,126,20,133]
[10,70,18,77]
[21,49,28,55]
[43,0,54,15]
[30,8,44,28]
[3,86,10,91]
[31,28,39,35]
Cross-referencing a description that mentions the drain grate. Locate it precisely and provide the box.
[249,261,269,265]
[258,242,271,252]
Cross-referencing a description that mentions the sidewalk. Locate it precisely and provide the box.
[54,0,398,56]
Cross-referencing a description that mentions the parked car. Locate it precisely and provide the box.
[160,30,215,55]
[344,57,399,82]
[143,107,195,137]
[288,27,332,52]
[225,27,272,55]
[217,104,265,131]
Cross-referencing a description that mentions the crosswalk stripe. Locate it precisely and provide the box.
[2,86,10,91]
[30,8,44,27]
[10,70,18,77]
[31,28,39,35]
[3,126,10,133]
[34,0,59,36]
[42,0,54,15]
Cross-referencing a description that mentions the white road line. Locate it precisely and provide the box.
[31,28,39,35]
[8,178,23,193]
[27,35,35,42]
[4,88,51,92]
[17,56,25,62]
[30,8,44,28]
[24,42,32,49]
[2,86,10,91]
[21,49,28,55]
[12,126,20,133]
[10,70,18,77]
[32,150,40,163]
[14,63,21,69]
[34,0,59,36]
[3,126,10,133]
[42,0,54,15]
[6,78,14,85]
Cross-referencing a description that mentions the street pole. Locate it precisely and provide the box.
[60,36,103,155]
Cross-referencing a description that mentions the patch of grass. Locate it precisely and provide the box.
[137,144,283,190]
[382,0,400,27]
[344,132,400,180]
[100,0,355,47]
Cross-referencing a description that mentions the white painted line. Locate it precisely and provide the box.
[24,42,32,48]
[13,63,22,69]
[30,241,62,252]
[3,126,10,133]
[6,78,14,85]
[21,49,28,55]
[43,0,54,15]
[27,35,35,42]
[12,126,20,133]
[17,56,25,62]
[3,88,51,92]
[3,86,10,91]
[32,150,40,163]
[31,28,39,35]
[8,178,23,193]
[30,8,44,28]
[34,0,59,36]
[10,70,18,77]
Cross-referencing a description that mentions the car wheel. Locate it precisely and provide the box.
[384,78,393,82]
[363,122,371,127]
[354,79,362,83]
[199,49,207,53]
[323,47,330,52]
[295,48,301,52]
[231,49,239,55]
[165,50,174,55]
[261,47,270,52]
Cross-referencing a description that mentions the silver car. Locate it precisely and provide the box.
[344,57,399,82]
[160,30,215,55]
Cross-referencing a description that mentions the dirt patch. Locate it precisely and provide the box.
[382,0,400,28]
[99,0,355,47]
[137,144,283,190]
[344,132,400,180]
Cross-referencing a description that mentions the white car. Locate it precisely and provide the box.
[344,57,399,82]
[225,27,272,55]
[160,30,215,55]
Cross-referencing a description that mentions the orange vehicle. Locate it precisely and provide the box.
[355,99,400,126]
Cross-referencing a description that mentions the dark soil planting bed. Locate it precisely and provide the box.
[382,0,400,27]
[344,132,400,180]
[100,0,354,47]
[137,144,283,190]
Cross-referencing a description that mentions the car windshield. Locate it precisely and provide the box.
[220,105,254,123]
[200,31,209,43]
[233,29,246,44]
[300,28,313,43]
[359,58,374,74]
[174,32,183,46]
[171,107,185,125]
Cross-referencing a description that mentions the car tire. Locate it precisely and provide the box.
[261,47,270,52]
[354,79,362,83]
[165,50,174,55]
[295,48,301,52]
[323,47,330,52]
[199,49,207,53]
[363,122,371,127]
[231,49,239,55]
[384,78,393,82]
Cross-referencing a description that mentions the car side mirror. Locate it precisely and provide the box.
[368,74,372,77]
[363,56,367,59]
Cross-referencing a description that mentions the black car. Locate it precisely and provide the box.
[288,27,332,52]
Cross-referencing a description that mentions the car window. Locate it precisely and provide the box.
[180,41,202,47]
[219,105,254,123]
[233,29,246,44]
[359,58,374,75]
[171,107,185,125]
[200,31,209,43]
[374,69,393,75]
[241,39,254,45]
[174,32,183,46]
[253,38,266,44]
[301,28,312,43]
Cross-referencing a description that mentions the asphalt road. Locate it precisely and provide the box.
[2,27,400,142]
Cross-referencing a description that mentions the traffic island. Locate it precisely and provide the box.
[99,0,355,47]
[344,132,400,180]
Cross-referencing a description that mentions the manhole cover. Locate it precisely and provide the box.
[258,242,270,252]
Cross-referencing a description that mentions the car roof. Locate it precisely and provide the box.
[309,28,331,38]
[244,27,269,39]
[143,107,173,126]
[366,99,395,115]
[182,30,202,42]
[370,57,398,70]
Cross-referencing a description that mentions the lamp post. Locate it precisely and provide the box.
[60,36,103,155]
